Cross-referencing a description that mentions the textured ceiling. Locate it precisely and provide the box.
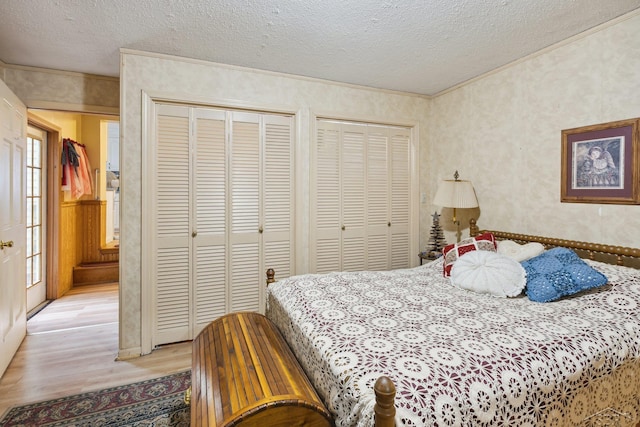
[1,0,639,96]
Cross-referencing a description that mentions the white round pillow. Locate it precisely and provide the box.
[450,250,526,297]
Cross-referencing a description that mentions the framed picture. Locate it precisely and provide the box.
[561,118,640,204]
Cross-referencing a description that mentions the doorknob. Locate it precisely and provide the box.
[0,240,14,249]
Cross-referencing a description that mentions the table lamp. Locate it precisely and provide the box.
[433,170,479,242]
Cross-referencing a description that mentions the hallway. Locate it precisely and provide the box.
[27,282,118,333]
[0,283,191,418]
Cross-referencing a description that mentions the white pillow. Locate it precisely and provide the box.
[450,250,526,297]
[497,240,545,262]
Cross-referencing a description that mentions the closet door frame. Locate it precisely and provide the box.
[140,92,299,355]
[310,113,420,274]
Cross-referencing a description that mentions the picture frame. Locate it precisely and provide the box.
[561,118,640,204]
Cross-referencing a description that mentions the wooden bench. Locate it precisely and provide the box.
[191,311,333,427]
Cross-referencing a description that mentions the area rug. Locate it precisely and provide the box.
[0,370,190,426]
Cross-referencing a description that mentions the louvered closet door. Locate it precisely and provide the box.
[367,126,390,270]
[314,122,341,273]
[228,112,262,312]
[341,124,367,271]
[193,109,227,334]
[314,121,366,273]
[154,105,191,344]
[151,105,294,346]
[314,119,413,273]
[389,128,411,269]
[228,112,293,312]
[262,115,293,282]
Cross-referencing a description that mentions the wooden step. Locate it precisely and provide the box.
[73,261,119,286]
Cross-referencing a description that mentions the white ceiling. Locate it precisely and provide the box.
[1,0,639,96]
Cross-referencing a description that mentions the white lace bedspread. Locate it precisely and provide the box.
[266,259,640,426]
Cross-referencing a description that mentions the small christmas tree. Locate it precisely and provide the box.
[425,211,447,258]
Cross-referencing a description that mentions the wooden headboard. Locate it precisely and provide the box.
[469,218,640,268]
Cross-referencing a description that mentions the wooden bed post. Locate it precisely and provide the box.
[266,268,275,286]
[374,376,396,427]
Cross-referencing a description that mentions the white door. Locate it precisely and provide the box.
[0,80,27,377]
[261,115,294,283]
[389,127,411,269]
[366,126,391,268]
[149,104,294,348]
[314,121,368,273]
[314,121,342,273]
[26,125,47,312]
[192,108,228,334]
[341,124,367,272]
[228,112,262,313]
[313,120,413,273]
[228,112,294,313]
[153,105,192,345]
[152,106,232,344]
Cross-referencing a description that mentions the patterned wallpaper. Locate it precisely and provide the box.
[427,12,640,247]
[1,65,119,113]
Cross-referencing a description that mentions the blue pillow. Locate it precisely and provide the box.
[521,247,608,303]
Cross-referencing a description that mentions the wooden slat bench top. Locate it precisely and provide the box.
[191,311,333,427]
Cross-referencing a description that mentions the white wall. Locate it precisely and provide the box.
[119,51,429,356]
[427,11,640,247]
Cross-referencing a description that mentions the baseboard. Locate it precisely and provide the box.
[116,346,142,360]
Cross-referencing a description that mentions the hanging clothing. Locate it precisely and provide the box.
[60,139,78,190]
[61,138,93,199]
[75,143,94,197]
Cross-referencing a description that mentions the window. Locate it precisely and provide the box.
[26,130,45,288]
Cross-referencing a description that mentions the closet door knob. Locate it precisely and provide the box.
[192,231,197,237]
[258,226,263,234]
[341,225,345,231]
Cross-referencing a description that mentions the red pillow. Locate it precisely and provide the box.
[442,232,497,276]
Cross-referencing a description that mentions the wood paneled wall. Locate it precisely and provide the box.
[58,200,119,296]
[77,200,119,264]
[59,201,80,296]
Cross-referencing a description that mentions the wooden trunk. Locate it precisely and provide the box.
[191,312,333,427]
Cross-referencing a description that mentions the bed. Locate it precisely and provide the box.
[265,222,640,427]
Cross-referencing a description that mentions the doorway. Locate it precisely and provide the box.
[27,110,120,307]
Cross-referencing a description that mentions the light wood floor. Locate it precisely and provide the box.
[0,282,192,418]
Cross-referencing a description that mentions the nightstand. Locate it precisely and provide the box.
[419,251,441,265]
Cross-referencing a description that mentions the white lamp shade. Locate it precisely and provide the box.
[433,179,478,208]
